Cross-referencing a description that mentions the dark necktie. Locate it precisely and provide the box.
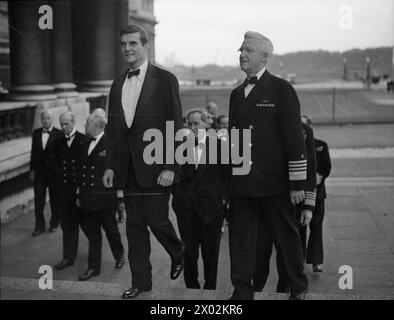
[127,69,140,79]
[243,76,258,86]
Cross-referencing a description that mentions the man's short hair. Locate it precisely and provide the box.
[185,108,209,124]
[120,24,149,45]
[244,31,274,57]
[217,114,228,123]
[59,111,75,123]
[88,113,106,130]
[91,108,107,123]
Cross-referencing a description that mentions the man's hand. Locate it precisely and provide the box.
[103,169,114,188]
[30,171,35,181]
[316,173,323,185]
[117,201,126,223]
[300,209,313,226]
[157,170,175,187]
[290,190,305,205]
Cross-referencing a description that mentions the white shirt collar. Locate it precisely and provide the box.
[255,67,266,80]
[129,59,148,81]
[196,131,207,146]
[92,131,105,143]
[67,128,76,138]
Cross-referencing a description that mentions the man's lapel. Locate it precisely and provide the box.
[231,70,272,124]
[117,71,129,131]
[134,63,159,117]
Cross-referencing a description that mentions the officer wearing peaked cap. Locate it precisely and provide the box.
[228,31,309,300]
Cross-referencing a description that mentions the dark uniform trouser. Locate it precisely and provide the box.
[274,205,308,293]
[59,192,80,262]
[80,209,124,270]
[34,169,59,230]
[229,195,308,299]
[306,199,325,264]
[176,207,224,290]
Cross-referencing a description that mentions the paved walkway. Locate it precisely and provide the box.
[1,176,394,300]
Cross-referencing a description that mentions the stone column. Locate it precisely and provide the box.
[50,0,77,98]
[72,0,118,93]
[7,0,56,101]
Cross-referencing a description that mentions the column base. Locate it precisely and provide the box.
[53,83,79,98]
[77,80,113,93]
[7,85,57,101]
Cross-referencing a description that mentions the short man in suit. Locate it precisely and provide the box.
[30,109,63,236]
[77,113,125,281]
[172,108,227,290]
[53,111,85,270]
[253,121,317,293]
[228,31,308,300]
[302,115,331,272]
[102,24,185,299]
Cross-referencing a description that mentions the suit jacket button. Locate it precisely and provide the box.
[82,182,86,186]
[91,175,95,178]
[64,180,67,183]
[91,166,95,169]
[91,183,94,186]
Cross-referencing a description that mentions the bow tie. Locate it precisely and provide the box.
[65,133,75,141]
[42,129,51,134]
[88,136,97,143]
[127,69,140,78]
[243,76,258,86]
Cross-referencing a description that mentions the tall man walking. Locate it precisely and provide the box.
[228,31,308,300]
[103,24,184,299]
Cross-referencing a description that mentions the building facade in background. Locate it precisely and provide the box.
[0,0,157,224]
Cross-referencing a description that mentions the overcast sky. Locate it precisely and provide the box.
[155,0,394,66]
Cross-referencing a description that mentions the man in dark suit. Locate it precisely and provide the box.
[30,109,63,236]
[253,121,317,293]
[302,115,331,272]
[77,112,125,281]
[172,108,227,290]
[53,111,85,270]
[228,31,308,300]
[103,24,184,299]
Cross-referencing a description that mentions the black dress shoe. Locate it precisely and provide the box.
[313,264,323,272]
[121,286,152,299]
[49,226,58,233]
[115,256,126,269]
[170,260,184,280]
[54,259,74,270]
[78,269,100,281]
[32,229,45,237]
[289,290,307,300]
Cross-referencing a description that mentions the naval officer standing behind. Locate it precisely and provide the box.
[77,113,125,281]
[228,31,308,300]
[53,111,85,270]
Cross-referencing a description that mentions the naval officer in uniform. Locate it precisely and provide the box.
[228,31,309,300]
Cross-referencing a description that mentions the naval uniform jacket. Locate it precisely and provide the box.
[228,70,307,197]
[55,131,85,193]
[77,133,117,211]
[314,138,331,201]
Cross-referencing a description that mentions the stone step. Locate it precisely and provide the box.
[1,277,393,300]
